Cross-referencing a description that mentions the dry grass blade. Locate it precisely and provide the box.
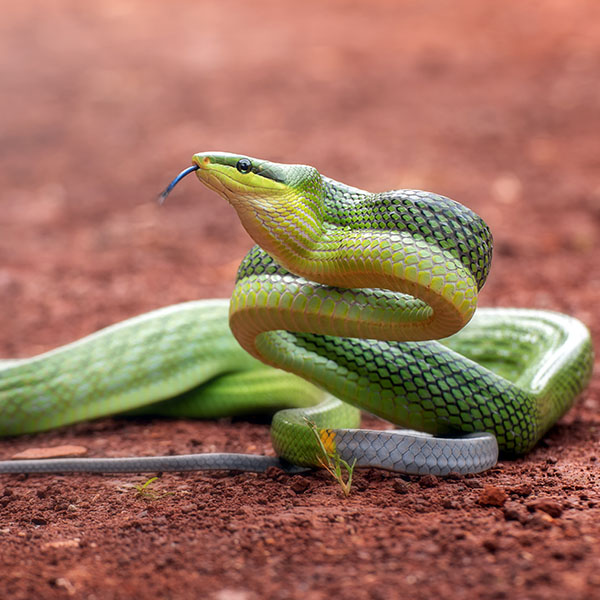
[305,418,357,497]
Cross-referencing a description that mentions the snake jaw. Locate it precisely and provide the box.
[192,153,294,222]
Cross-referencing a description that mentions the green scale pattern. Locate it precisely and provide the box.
[286,333,537,453]
[320,178,493,290]
[227,159,593,464]
[234,248,592,457]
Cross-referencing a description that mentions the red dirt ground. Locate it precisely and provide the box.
[1,1,599,599]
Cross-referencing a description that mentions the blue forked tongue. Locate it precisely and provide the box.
[157,164,200,204]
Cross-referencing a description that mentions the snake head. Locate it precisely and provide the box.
[191,152,320,206]
[192,152,287,196]
[191,152,324,260]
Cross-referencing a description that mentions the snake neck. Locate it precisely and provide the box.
[231,173,493,298]
[239,178,493,340]
[233,166,328,275]
[192,153,492,297]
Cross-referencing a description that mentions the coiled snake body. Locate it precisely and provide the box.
[0,153,593,476]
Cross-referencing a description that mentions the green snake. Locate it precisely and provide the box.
[0,153,593,476]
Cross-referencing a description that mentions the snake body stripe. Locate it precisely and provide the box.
[0,152,593,476]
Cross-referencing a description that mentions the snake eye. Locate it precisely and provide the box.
[236,158,253,174]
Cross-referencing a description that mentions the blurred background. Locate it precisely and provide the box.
[0,0,598,360]
[1,3,599,598]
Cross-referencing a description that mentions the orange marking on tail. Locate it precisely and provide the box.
[319,429,337,454]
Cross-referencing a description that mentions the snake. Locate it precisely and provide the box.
[0,152,593,477]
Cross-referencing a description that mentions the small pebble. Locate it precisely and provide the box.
[509,483,533,497]
[525,512,553,530]
[289,477,310,494]
[478,486,508,507]
[465,480,483,489]
[393,480,410,494]
[419,474,439,488]
[503,502,526,522]
[264,467,285,481]
[526,498,563,518]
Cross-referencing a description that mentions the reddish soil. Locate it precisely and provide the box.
[1,1,599,599]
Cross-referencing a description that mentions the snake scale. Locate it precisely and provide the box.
[0,152,593,476]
